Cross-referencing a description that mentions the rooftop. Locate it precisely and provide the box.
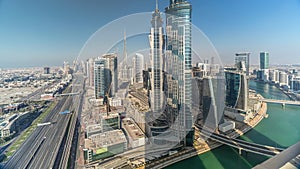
[84,130,126,152]
[122,118,145,140]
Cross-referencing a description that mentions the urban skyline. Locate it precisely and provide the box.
[0,0,300,169]
[1,0,300,68]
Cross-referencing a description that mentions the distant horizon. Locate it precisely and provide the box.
[1,0,299,68]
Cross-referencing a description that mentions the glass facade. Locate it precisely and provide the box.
[149,7,165,118]
[165,0,193,146]
[260,52,269,70]
[225,71,248,111]
[94,58,108,99]
[94,54,118,99]
[235,52,250,75]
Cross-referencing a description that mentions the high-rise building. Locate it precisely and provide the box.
[279,71,289,87]
[225,70,248,111]
[260,52,269,70]
[194,77,225,129]
[291,76,300,92]
[235,52,250,75]
[149,6,165,118]
[147,4,170,145]
[120,31,132,82]
[94,58,108,99]
[269,69,279,84]
[44,67,50,74]
[102,53,118,97]
[94,54,118,99]
[87,58,95,87]
[165,0,193,146]
[133,53,144,83]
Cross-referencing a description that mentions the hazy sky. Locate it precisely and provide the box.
[0,0,300,68]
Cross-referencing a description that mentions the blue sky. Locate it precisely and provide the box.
[0,0,299,68]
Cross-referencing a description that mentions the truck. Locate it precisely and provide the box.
[37,122,52,127]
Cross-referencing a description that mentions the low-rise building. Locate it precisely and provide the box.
[122,118,147,149]
[83,130,127,163]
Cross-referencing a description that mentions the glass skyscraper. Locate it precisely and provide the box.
[94,58,108,99]
[165,0,193,146]
[225,70,248,111]
[260,52,269,70]
[235,52,250,75]
[94,54,118,99]
[133,53,144,83]
[102,54,118,97]
[149,6,165,119]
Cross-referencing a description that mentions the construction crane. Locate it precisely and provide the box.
[103,83,112,116]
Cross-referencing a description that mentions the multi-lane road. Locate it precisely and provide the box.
[4,91,72,169]
[4,73,85,169]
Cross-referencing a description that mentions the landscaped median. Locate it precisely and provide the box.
[2,101,57,161]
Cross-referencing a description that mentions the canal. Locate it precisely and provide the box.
[165,81,300,169]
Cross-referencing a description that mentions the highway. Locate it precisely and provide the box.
[195,124,285,157]
[4,86,73,169]
[58,73,85,169]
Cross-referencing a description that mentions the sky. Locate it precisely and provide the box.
[0,0,300,68]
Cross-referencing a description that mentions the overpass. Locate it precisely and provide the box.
[55,92,80,97]
[195,124,285,157]
[260,99,300,106]
[253,141,300,169]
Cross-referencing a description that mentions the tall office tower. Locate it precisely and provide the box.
[225,70,248,111]
[147,3,170,145]
[94,58,108,99]
[260,52,269,70]
[235,52,250,75]
[193,77,225,129]
[102,53,118,97]
[149,5,165,118]
[44,67,50,74]
[133,53,144,83]
[87,58,95,87]
[94,54,118,99]
[165,0,193,146]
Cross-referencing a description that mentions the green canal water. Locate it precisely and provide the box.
[165,81,300,169]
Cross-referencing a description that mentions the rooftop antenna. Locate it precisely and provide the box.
[156,0,159,11]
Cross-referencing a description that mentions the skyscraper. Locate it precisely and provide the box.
[165,0,193,146]
[149,5,165,118]
[44,67,50,74]
[225,70,248,111]
[260,52,269,70]
[235,52,250,75]
[120,31,132,81]
[133,53,144,83]
[102,53,118,97]
[94,54,118,99]
[94,58,108,99]
[87,58,95,87]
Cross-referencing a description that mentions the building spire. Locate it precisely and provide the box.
[123,29,127,66]
[156,0,158,10]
